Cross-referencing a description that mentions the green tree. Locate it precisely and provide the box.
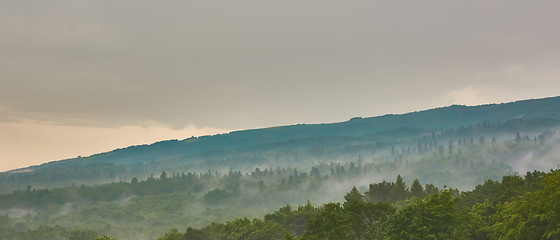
[425,183,439,196]
[185,227,209,240]
[157,228,184,240]
[203,188,227,205]
[245,219,284,240]
[464,200,495,240]
[385,190,465,240]
[283,230,296,240]
[265,202,316,237]
[95,236,118,240]
[303,203,349,240]
[345,200,394,240]
[490,170,560,239]
[365,181,393,203]
[411,179,425,199]
[343,186,364,207]
[388,175,409,203]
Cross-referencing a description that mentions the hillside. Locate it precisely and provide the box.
[34,96,560,165]
[1,129,559,240]
[1,97,560,240]
[1,97,560,193]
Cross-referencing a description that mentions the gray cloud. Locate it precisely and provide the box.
[1,0,559,130]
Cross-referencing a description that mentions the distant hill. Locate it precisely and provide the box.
[2,96,560,240]
[26,96,560,167]
[2,96,560,192]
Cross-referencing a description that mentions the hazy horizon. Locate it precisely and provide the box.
[1,0,559,171]
[3,96,557,172]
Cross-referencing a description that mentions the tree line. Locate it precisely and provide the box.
[152,168,558,240]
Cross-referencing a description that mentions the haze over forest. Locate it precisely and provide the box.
[1,96,560,239]
[1,1,560,240]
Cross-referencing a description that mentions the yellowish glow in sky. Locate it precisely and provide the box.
[441,86,489,106]
[0,122,229,172]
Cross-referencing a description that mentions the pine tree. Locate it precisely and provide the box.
[344,186,364,207]
[410,179,425,199]
[388,175,409,203]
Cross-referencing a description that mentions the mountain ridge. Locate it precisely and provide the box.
[7,96,560,173]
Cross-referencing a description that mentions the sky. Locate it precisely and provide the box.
[1,0,559,171]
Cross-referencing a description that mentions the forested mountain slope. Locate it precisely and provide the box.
[1,97,560,239]
[0,119,560,240]
[2,96,560,193]
[25,96,560,167]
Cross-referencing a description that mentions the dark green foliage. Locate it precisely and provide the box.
[343,200,394,239]
[302,203,348,240]
[388,174,409,202]
[489,169,560,239]
[283,231,296,240]
[385,190,463,239]
[425,184,439,195]
[95,235,118,240]
[195,218,285,240]
[343,186,363,207]
[154,169,560,240]
[525,170,546,192]
[203,188,228,205]
[3,167,558,240]
[156,228,184,240]
[160,171,168,180]
[366,180,393,203]
[264,202,316,237]
[3,166,558,240]
[366,175,428,204]
[0,226,100,240]
[457,173,545,211]
[0,164,371,239]
[411,179,425,199]
[185,227,209,240]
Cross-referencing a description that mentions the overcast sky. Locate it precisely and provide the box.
[1,0,559,171]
